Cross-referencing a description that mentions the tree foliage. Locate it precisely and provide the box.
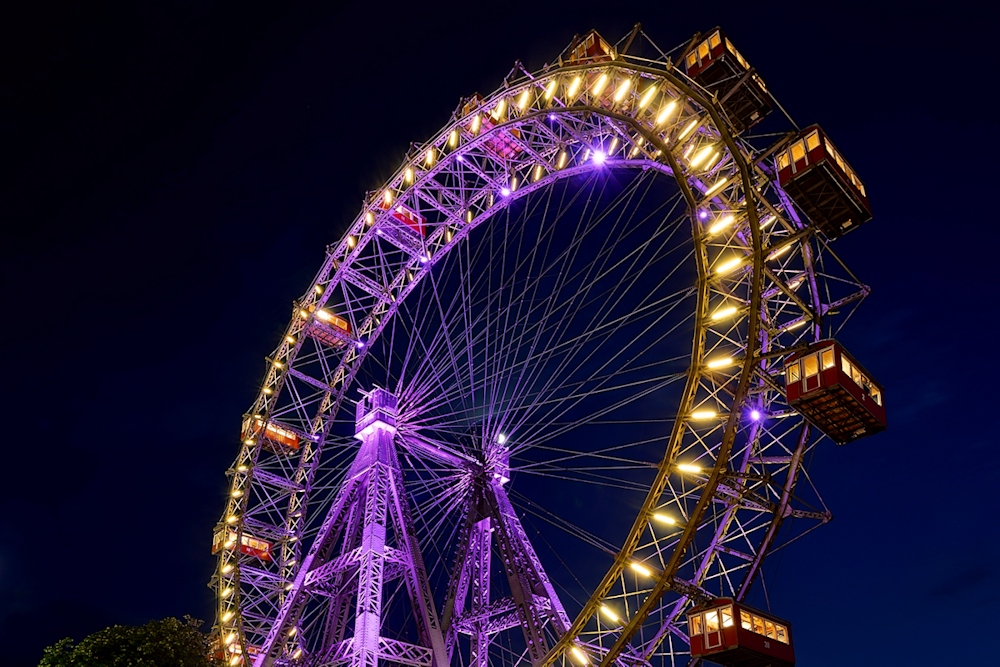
[39,616,220,667]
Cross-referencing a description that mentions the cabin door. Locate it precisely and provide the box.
[703,610,722,649]
[802,353,820,392]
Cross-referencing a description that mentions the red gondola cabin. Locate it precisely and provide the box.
[242,415,302,451]
[210,637,262,662]
[378,198,428,237]
[683,29,772,134]
[461,93,523,160]
[776,126,872,239]
[784,340,886,444]
[300,304,353,349]
[687,598,794,667]
[566,30,615,64]
[212,528,273,561]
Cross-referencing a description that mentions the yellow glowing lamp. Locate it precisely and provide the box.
[630,561,652,577]
[592,73,609,97]
[655,100,677,125]
[613,78,631,102]
[714,256,742,275]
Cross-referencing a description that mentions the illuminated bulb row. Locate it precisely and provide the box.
[366,73,711,246]
[368,80,698,242]
[464,74,660,144]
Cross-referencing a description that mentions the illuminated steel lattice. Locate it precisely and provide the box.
[211,26,876,667]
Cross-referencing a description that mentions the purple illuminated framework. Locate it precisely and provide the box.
[213,26,875,667]
[253,389,572,667]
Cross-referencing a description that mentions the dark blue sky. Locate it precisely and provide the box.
[2,1,997,666]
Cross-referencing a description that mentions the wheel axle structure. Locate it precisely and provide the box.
[211,26,874,667]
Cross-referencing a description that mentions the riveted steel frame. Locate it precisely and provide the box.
[211,28,869,667]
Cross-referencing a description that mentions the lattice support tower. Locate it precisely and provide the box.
[442,436,575,667]
[255,389,447,667]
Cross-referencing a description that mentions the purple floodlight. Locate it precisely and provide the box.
[500,187,512,197]
[699,210,709,220]
[592,150,607,165]
[356,341,366,349]
[750,409,762,421]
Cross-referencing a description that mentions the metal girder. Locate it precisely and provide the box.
[304,546,406,588]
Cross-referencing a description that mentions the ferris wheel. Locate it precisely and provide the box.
[210,25,885,667]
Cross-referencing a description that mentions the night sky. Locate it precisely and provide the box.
[3,1,998,666]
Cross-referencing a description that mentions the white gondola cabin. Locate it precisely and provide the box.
[776,125,872,239]
[687,598,794,667]
[784,339,886,444]
[683,28,772,134]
